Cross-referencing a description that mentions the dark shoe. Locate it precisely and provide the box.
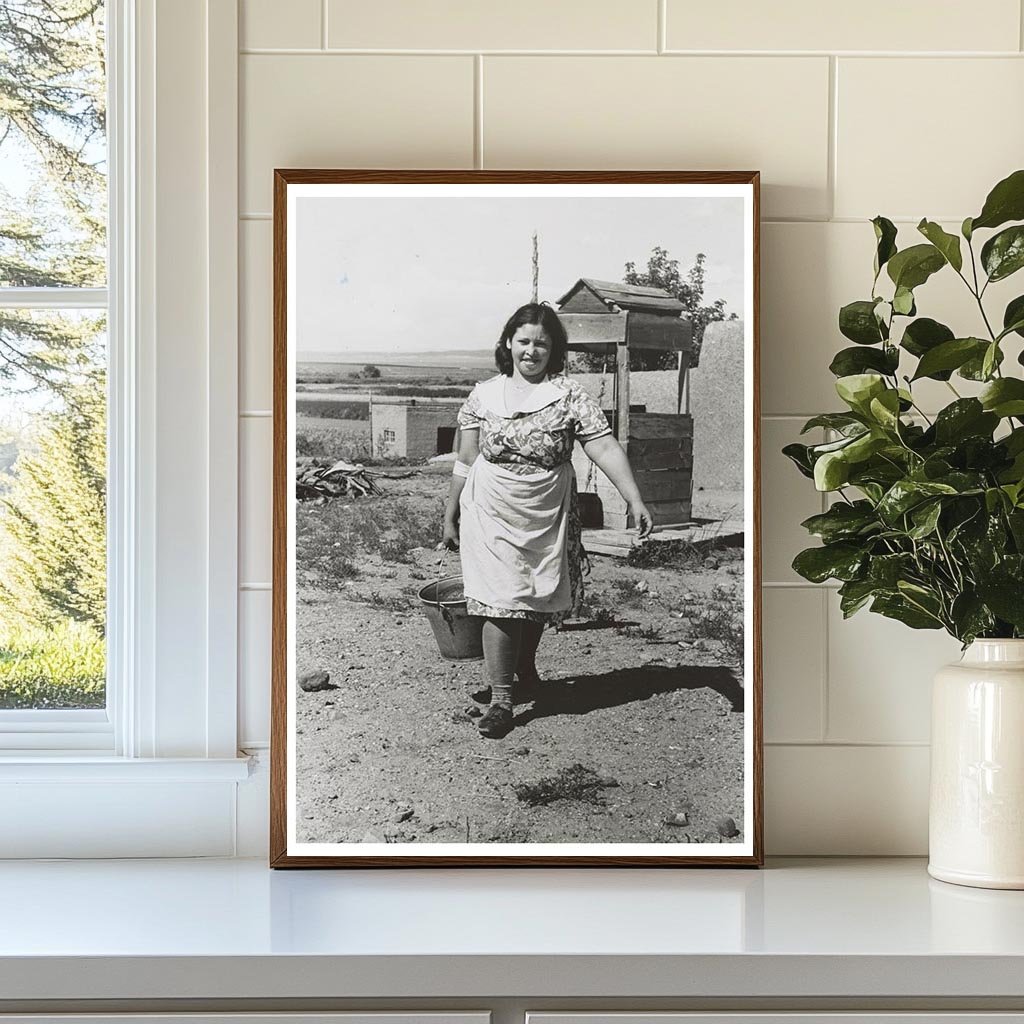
[515,669,542,704]
[468,683,492,705]
[477,703,513,739]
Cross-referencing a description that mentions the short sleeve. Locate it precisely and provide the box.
[570,382,613,441]
[456,386,483,430]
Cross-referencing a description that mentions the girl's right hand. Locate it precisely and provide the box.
[441,518,460,551]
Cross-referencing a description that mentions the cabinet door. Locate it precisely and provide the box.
[0,1015,490,1024]
[528,1016,1024,1024]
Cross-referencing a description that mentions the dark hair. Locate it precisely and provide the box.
[494,302,568,377]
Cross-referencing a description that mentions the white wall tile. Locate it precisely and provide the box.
[836,58,1024,220]
[328,0,658,51]
[827,599,961,744]
[483,56,830,220]
[240,416,273,586]
[241,0,322,50]
[765,744,929,854]
[240,219,272,411]
[762,221,1022,416]
[666,0,1020,53]
[239,589,272,746]
[760,418,824,584]
[240,55,474,213]
[762,588,825,743]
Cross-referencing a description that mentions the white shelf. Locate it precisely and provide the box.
[1,857,1023,1002]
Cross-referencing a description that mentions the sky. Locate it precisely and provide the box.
[294,195,746,359]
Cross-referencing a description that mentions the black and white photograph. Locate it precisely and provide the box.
[272,171,762,866]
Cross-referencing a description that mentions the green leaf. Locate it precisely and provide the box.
[892,286,916,316]
[917,219,963,272]
[962,216,974,241]
[868,389,902,430]
[838,579,881,618]
[872,216,898,278]
[959,344,1004,381]
[950,593,995,644]
[792,543,866,584]
[782,442,815,479]
[814,450,851,491]
[800,413,865,435]
[1008,508,1024,549]
[900,319,955,379]
[976,576,1024,629]
[868,553,915,587]
[800,501,879,543]
[908,500,942,539]
[933,399,999,444]
[980,378,1024,418]
[912,338,988,381]
[981,225,1024,282]
[847,432,889,461]
[982,341,1001,381]
[1003,295,1024,340]
[839,300,886,345]
[829,345,899,378]
[971,168,1024,232]
[877,479,958,524]
[887,243,946,291]
[835,373,886,413]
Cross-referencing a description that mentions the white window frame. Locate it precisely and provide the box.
[0,7,119,750]
[0,0,249,857]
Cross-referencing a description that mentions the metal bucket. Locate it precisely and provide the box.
[418,574,484,661]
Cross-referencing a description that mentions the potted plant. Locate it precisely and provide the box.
[785,169,1024,889]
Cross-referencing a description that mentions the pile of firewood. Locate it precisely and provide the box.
[296,457,382,500]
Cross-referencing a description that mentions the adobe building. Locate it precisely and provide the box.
[369,397,461,460]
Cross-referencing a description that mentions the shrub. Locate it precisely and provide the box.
[0,620,105,709]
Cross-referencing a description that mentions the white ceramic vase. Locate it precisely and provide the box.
[929,639,1024,889]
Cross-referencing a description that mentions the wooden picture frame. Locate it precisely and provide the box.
[271,170,762,867]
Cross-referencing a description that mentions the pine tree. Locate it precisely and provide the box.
[622,248,736,370]
[0,0,106,394]
[571,248,736,373]
[0,372,105,631]
[0,1,107,645]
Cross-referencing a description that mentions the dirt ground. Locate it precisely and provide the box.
[294,461,746,846]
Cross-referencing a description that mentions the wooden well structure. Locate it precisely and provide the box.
[558,278,694,530]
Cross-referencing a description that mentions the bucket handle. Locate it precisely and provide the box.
[427,548,448,609]
[432,549,457,627]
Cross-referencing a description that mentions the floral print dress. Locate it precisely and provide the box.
[456,372,613,624]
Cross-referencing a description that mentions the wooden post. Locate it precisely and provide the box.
[616,340,630,449]
[531,230,538,302]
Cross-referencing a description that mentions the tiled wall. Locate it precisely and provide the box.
[236,0,1024,854]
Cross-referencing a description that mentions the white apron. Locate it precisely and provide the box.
[458,456,574,614]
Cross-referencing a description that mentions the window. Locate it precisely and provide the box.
[0,3,109,726]
[382,428,396,443]
[0,0,246,856]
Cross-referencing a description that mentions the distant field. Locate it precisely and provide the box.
[297,361,487,387]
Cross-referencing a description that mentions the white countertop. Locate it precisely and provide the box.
[2,857,1024,1002]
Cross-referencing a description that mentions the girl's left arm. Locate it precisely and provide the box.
[581,434,654,538]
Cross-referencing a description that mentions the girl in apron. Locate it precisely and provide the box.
[442,302,653,739]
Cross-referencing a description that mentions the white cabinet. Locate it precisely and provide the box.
[0,1017,489,1024]
[528,1017,1024,1024]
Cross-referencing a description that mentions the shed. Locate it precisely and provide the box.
[557,278,695,530]
[370,397,462,461]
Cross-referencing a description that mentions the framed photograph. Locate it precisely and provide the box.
[271,170,762,867]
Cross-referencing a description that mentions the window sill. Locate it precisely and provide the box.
[0,754,252,782]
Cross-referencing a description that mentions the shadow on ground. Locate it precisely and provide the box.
[515,662,743,727]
